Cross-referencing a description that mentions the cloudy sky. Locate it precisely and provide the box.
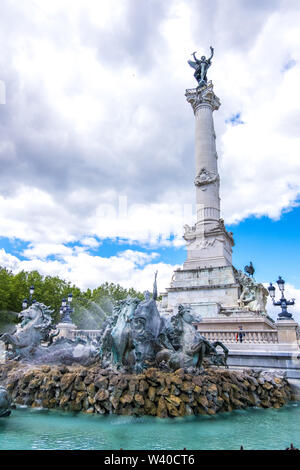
[0,0,300,319]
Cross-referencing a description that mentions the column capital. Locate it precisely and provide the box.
[185,81,221,114]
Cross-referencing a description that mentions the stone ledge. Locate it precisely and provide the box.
[228,350,300,358]
[171,265,235,274]
[166,283,239,292]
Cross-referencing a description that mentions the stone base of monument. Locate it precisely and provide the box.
[159,265,271,331]
[56,323,77,340]
[195,315,276,330]
[161,266,239,313]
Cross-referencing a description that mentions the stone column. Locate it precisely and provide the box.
[186,82,221,230]
[183,82,234,269]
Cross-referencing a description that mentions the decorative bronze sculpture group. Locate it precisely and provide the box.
[0,273,228,372]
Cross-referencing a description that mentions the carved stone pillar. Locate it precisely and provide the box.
[186,82,220,229]
[276,320,299,346]
[184,82,234,269]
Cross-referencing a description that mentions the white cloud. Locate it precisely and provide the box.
[22,243,73,260]
[216,9,300,223]
[0,188,193,248]
[80,237,101,249]
[0,247,178,293]
[0,249,20,272]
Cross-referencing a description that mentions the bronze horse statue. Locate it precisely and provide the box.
[155,305,228,370]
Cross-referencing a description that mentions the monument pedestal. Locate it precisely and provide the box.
[159,267,273,332]
[163,265,238,313]
[183,220,234,270]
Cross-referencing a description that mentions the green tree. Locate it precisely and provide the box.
[0,267,145,330]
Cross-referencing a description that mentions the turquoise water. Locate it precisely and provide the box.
[0,403,299,450]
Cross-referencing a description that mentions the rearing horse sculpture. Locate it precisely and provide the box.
[0,303,55,360]
[0,302,99,365]
[156,304,228,370]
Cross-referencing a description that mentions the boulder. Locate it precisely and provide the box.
[157,397,168,418]
[95,389,109,402]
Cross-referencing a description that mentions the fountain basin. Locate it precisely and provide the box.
[0,404,299,450]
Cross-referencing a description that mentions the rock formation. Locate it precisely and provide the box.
[0,362,292,418]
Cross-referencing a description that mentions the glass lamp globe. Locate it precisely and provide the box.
[268,283,276,299]
[276,276,285,293]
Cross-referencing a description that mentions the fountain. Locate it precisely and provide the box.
[0,272,292,420]
[0,49,295,424]
[0,273,228,372]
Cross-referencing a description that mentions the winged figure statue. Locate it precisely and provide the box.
[188,46,214,87]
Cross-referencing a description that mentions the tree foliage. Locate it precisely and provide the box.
[0,267,144,330]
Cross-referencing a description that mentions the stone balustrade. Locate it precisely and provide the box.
[198,329,279,344]
[71,328,279,345]
[72,330,101,341]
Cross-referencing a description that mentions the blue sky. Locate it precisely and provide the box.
[229,207,300,288]
[0,0,300,301]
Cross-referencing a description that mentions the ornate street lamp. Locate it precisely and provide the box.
[60,293,74,324]
[268,276,295,320]
[22,285,35,309]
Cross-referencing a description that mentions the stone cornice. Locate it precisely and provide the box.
[166,283,239,292]
[183,219,235,246]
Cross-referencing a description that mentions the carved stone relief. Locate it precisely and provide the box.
[194,167,219,188]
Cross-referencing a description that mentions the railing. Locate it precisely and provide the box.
[197,329,279,344]
[71,328,279,345]
[72,330,101,340]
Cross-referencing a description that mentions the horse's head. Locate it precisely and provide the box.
[18,304,39,328]
[18,302,53,331]
[119,297,140,320]
[111,298,140,341]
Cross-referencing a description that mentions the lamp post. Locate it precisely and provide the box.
[22,285,35,309]
[268,276,295,320]
[60,293,74,324]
